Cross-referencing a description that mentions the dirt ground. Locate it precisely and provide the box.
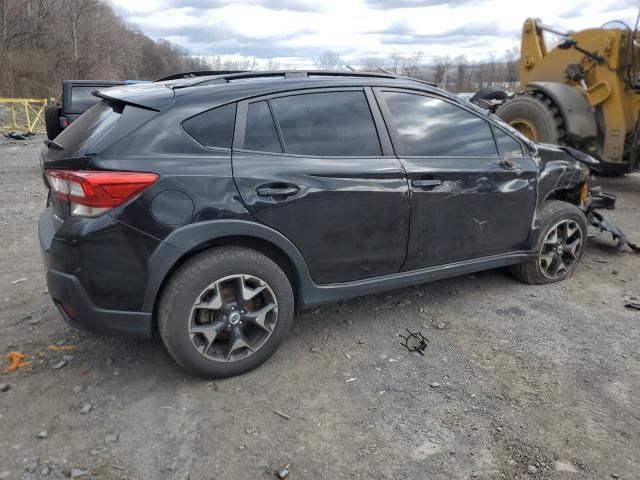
[0,137,638,480]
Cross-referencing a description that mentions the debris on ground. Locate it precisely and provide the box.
[624,301,640,311]
[585,205,640,253]
[273,409,290,420]
[346,377,358,383]
[51,360,67,370]
[10,277,27,285]
[105,433,119,443]
[0,383,11,392]
[3,131,35,141]
[47,344,78,352]
[3,351,31,371]
[275,463,290,479]
[36,430,48,439]
[554,460,578,473]
[70,468,89,478]
[399,329,429,355]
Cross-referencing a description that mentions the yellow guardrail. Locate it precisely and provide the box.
[0,98,50,132]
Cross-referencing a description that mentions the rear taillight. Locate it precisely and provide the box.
[45,170,159,217]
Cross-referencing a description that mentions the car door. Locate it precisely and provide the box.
[232,87,411,284]
[374,88,538,271]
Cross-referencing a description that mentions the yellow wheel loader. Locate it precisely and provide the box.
[479,17,640,176]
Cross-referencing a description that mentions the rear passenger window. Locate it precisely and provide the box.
[183,103,236,149]
[244,101,282,153]
[382,91,497,157]
[494,127,524,157]
[270,91,381,156]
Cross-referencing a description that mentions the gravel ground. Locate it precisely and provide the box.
[0,137,639,480]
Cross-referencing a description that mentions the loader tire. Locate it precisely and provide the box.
[496,92,565,145]
[471,86,509,103]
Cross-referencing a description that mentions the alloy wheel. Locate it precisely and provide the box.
[538,219,583,280]
[188,274,278,362]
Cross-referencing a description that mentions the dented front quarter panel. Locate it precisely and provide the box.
[535,143,590,208]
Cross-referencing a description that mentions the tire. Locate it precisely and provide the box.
[158,246,294,378]
[510,201,588,285]
[495,92,565,144]
[470,86,509,103]
[44,106,62,140]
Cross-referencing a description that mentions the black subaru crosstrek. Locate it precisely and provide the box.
[39,70,609,378]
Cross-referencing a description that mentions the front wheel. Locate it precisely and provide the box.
[158,247,294,378]
[510,201,588,284]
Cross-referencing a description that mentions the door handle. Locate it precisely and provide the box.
[412,179,443,189]
[256,185,300,198]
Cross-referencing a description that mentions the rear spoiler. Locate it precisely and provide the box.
[93,82,175,112]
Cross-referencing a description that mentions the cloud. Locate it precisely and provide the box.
[161,0,324,12]
[378,23,520,49]
[110,0,634,65]
[365,0,479,9]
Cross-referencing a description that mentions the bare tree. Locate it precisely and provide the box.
[432,56,450,88]
[389,50,423,77]
[313,50,343,70]
[264,58,281,70]
[358,56,383,72]
[454,55,470,93]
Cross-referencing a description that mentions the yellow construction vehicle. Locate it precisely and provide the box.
[485,17,640,175]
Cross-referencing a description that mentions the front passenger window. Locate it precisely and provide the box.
[382,91,498,157]
[494,127,524,157]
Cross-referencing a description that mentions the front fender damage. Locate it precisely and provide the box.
[536,143,638,253]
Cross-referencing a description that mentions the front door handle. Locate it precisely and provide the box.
[412,179,443,189]
[256,185,300,198]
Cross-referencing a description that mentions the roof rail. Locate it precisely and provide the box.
[166,69,437,88]
[155,70,246,82]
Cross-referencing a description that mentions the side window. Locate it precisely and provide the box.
[183,103,236,149]
[493,127,524,157]
[244,101,282,153]
[270,91,382,156]
[382,91,497,157]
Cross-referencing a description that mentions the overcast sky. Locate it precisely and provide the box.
[109,0,640,67]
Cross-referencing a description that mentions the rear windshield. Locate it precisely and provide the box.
[54,99,122,156]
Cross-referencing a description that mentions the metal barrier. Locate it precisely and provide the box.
[0,98,50,132]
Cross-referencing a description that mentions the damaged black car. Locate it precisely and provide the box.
[38,70,624,378]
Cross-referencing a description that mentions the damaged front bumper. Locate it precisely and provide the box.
[583,186,640,252]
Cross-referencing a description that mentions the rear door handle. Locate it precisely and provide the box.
[412,179,443,189]
[256,185,300,198]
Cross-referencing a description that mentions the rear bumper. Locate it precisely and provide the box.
[46,269,152,337]
[39,206,153,338]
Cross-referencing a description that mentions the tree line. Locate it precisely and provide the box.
[0,0,521,99]
[315,48,521,92]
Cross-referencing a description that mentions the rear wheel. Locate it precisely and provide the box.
[510,201,588,285]
[158,247,294,378]
[44,106,62,140]
[496,92,565,144]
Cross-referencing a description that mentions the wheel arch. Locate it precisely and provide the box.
[143,220,314,321]
[525,82,598,142]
